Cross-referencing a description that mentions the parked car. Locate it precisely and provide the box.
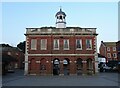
[7,69,15,73]
[103,65,111,72]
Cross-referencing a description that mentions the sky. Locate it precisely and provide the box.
[1,1,119,52]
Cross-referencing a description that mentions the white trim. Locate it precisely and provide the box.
[63,39,69,50]
[53,39,59,50]
[76,39,82,50]
[86,39,92,50]
[107,53,111,58]
[46,61,49,63]
[31,39,37,50]
[41,39,47,50]
[107,47,110,51]
[36,61,40,63]
[82,60,87,63]
[113,53,117,58]
[28,54,95,56]
[28,34,95,37]
[24,36,29,75]
[113,47,116,51]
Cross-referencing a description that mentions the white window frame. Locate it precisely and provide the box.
[31,39,37,50]
[53,39,59,50]
[86,39,92,50]
[63,39,69,50]
[41,39,47,50]
[107,47,110,51]
[113,47,116,51]
[76,39,82,50]
[107,53,111,58]
[113,53,117,58]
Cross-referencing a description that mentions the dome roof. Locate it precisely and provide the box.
[55,8,66,17]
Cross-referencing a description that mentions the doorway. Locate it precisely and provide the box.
[63,58,70,75]
[53,59,60,75]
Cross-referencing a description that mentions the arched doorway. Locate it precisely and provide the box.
[63,58,70,75]
[86,58,93,75]
[53,58,60,75]
[76,58,83,75]
[40,58,46,75]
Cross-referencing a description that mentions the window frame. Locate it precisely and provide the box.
[63,39,69,50]
[53,39,59,50]
[30,39,37,50]
[107,53,111,58]
[113,47,116,51]
[76,39,82,50]
[107,47,110,51]
[86,39,92,50]
[40,39,47,50]
[113,53,117,58]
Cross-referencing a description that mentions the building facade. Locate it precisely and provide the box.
[116,41,120,61]
[116,41,120,72]
[24,8,98,75]
[1,44,24,75]
[99,41,118,62]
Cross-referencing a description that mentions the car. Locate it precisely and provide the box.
[103,65,111,72]
[7,69,15,73]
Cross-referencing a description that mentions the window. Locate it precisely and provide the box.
[7,52,11,55]
[76,39,82,50]
[113,47,116,51]
[86,39,92,50]
[41,39,47,50]
[53,39,59,50]
[31,39,37,50]
[113,53,117,58]
[63,39,69,50]
[107,53,111,58]
[107,47,110,51]
[60,16,62,19]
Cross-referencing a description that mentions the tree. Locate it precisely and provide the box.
[1,44,12,47]
[17,41,26,53]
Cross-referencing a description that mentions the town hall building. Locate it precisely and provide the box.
[24,8,98,75]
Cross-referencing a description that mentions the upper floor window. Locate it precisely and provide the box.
[113,53,117,58]
[86,39,92,50]
[113,47,116,51]
[107,47,110,51]
[107,53,111,58]
[31,39,37,50]
[63,39,69,50]
[41,39,47,50]
[53,39,59,50]
[7,52,11,55]
[76,39,82,50]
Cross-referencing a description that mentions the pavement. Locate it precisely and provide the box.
[2,69,120,87]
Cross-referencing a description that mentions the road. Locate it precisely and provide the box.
[2,69,120,87]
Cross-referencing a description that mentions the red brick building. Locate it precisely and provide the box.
[1,44,24,75]
[99,41,118,62]
[116,41,120,61]
[24,8,98,75]
[116,41,120,72]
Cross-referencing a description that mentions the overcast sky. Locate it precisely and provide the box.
[1,1,119,52]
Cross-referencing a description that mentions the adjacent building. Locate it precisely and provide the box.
[24,8,98,75]
[98,53,106,64]
[99,41,118,62]
[116,41,120,61]
[1,44,24,72]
